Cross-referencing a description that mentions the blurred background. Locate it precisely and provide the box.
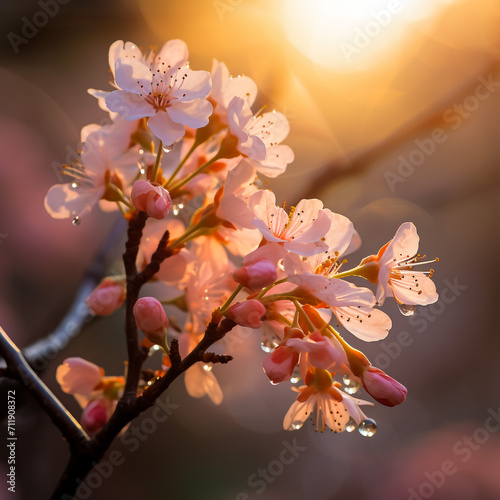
[1,0,500,498]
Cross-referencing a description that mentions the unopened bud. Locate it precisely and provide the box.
[86,278,125,316]
[131,180,172,219]
[233,259,277,290]
[226,299,266,329]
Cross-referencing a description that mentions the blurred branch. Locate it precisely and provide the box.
[0,326,90,448]
[302,58,500,200]
[0,216,126,373]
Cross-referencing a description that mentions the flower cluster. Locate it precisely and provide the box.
[47,39,438,437]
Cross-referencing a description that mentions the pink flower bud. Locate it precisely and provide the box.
[131,180,172,219]
[56,357,103,396]
[227,300,266,329]
[133,297,168,333]
[85,278,125,316]
[233,260,277,290]
[81,399,113,434]
[361,366,407,407]
[262,346,299,384]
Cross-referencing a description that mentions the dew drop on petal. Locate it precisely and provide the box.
[72,216,81,226]
[358,418,377,437]
[398,304,416,316]
[342,375,360,394]
[345,419,357,433]
[290,420,303,430]
[162,143,174,153]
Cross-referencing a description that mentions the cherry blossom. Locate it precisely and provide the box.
[210,60,258,123]
[360,222,439,306]
[86,278,126,316]
[227,97,294,177]
[283,368,373,433]
[45,119,143,222]
[104,39,213,145]
[250,190,331,256]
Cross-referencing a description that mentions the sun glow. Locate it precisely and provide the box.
[282,0,458,71]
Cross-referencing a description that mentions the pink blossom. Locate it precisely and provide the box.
[216,159,259,230]
[361,366,407,407]
[81,398,115,435]
[233,260,277,290]
[85,278,125,316]
[283,368,373,432]
[104,40,213,145]
[286,331,350,376]
[56,358,103,396]
[227,97,294,177]
[363,222,439,306]
[227,300,266,329]
[262,346,299,384]
[133,297,168,333]
[45,119,144,221]
[250,190,331,256]
[131,180,172,219]
[210,60,258,123]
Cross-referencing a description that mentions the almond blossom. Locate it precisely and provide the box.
[104,39,213,145]
[227,97,294,177]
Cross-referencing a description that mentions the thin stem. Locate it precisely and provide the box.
[169,153,220,191]
[219,284,243,313]
[164,140,199,188]
[292,299,315,333]
[151,140,163,183]
[0,326,90,448]
[255,278,288,300]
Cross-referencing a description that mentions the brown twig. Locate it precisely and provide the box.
[0,326,90,450]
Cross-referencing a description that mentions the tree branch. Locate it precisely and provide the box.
[0,326,90,449]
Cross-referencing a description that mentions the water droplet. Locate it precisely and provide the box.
[290,365,301,384]
[345,419,357,433]
[358,418,377,437]
[72,216,80,226]
[260,338,278,353]
[398,304,416,316]
[342,375,360,394]
[71,182,78,189]
[203,364,212,372]
[139,149,144,154]
[290,420,303,430]
[162,143,174,153]
[140,169,145,175]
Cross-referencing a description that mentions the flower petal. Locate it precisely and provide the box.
[167,99,213,129]
[333,306,392,341]
[147,111,186,144]
[105,90,155,120]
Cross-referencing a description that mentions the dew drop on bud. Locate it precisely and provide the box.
[342,375,360,394]
[358,418,377,437]
[162,143,174,153]
[72,216,81,226]
[345,419,357,433]
[290,420,303,430]
[260,337,278,353]
[290,365,301,384]
[398,304,416,316]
